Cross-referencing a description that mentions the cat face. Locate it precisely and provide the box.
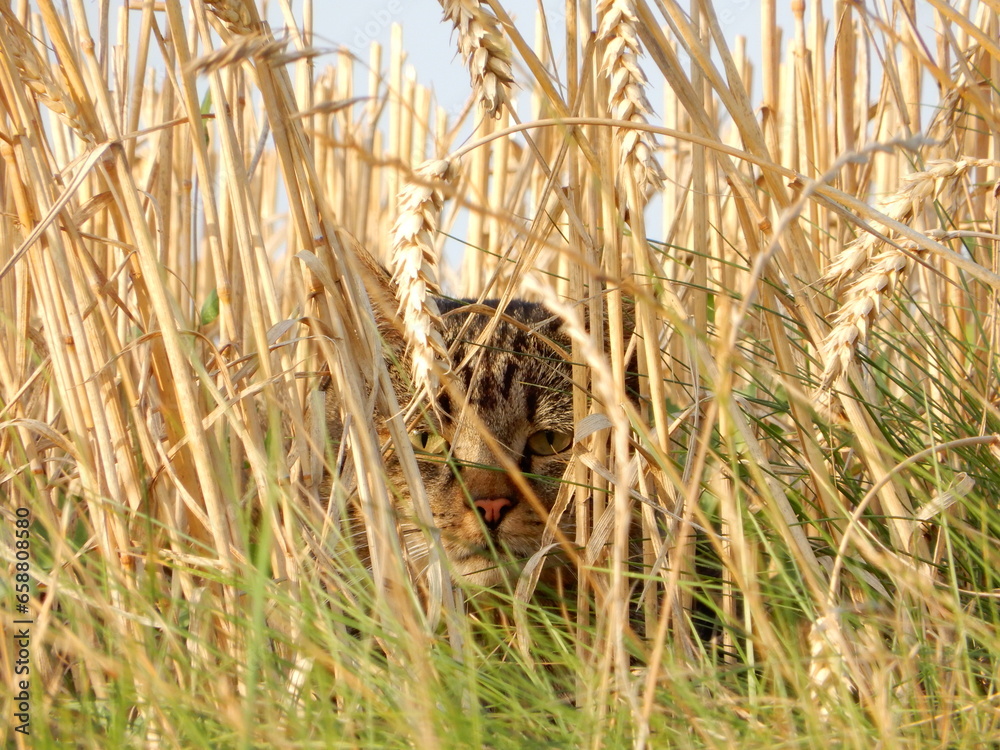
[326,299,575,587]
[396,299,575,586]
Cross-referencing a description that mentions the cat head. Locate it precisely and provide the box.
[323,292,576,588]
[320,246,631,587]
[397,298,575,586]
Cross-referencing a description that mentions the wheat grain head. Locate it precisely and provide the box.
[807,612,860,717]
[820,158,1000,387]
[1,8,87,136]
[597,0,665,206]
[388,158,459,399]
[438,0,513,119]
[203,0,254,36]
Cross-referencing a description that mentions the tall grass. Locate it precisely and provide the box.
[2,0,999,747]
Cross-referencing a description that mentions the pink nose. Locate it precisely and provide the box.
[474,497,514,528]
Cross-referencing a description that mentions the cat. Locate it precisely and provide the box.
[322,293,577,588]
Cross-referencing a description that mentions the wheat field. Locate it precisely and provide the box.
[1,0,999,747]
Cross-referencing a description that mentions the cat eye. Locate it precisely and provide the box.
[409,429,448,455]
[525,430,573,456]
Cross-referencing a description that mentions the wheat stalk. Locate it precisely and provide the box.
[438,0,513,119]
[388,158,458,399]
[820,158,1000,386]
[597,0,664,205]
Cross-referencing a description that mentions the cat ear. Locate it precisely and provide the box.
[582,292,639,401]
[333,228,407,363]
[575,292,637,346]
[616,295,641,402]
[315,230,421,498]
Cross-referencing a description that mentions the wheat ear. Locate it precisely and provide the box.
[597,0,665,203]
[389,158,459,398]
[806,612,859,716]
[204,0,254,36]
[1,9,87,136]
[820,158,1000,387]
[438,0,513,119]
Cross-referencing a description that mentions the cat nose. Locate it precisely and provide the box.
[474,497,515,529]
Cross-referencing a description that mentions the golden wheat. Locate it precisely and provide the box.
[203,0,254,36]
[388,158,459,399]
[0,9,86,135]
[806,611,859,716]
[820,158,1000,386]
[1,0,999,745]
[597,0,664,204]
[438,0,513,119]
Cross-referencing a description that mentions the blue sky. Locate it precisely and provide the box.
[301,0,770,119]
